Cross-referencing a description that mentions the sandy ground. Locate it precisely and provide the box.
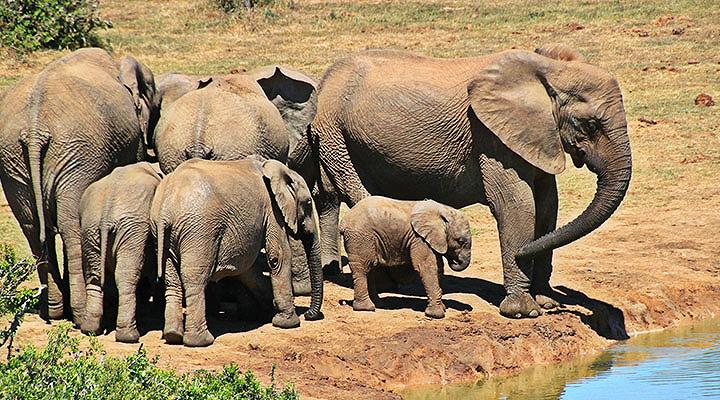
[13,190,720,399]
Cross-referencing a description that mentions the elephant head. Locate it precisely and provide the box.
[411,200,472,272]
[467,45,632,258]
[119,56,160,153]
[156,72,214,113]
[261,159,324,320]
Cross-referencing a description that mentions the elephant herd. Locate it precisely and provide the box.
[0,43,631,347]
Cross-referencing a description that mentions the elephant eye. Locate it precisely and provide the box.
[583,119,601,137]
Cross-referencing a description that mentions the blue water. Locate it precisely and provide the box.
[402,318,720,400]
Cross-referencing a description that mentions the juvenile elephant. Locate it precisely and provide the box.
[340,197,471,319]
[313,44,632,318]
[152,157,323,347]
[0,48,159,321]
[79,162,162,343]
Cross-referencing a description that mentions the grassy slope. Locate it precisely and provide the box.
[0,0,718,257]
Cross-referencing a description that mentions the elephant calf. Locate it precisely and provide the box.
[79,162,162,343]
[340,196,472,319]
[152,157,323,347]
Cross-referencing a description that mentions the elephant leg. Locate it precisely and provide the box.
[481,155,542,318]
[289,236,311,296]
[55,190,87,325]
[179,255,214,347]
[114,235,146,343]
[410,242,445,319]
[1,173,64,319]
[162,257,184,345]
[265,226,300,329]
[316,165,342,275]
[349,260,375,312]
[532,174,561,310]
[80,229,104,335]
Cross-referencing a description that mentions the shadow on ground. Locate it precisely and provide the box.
[327,268,628,340]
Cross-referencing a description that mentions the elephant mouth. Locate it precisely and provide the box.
[570,149,585,168]
[448,257,470,272]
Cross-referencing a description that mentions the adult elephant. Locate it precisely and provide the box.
[153,65,317,180]
[153,66,317,294]
[0,48,159,322]
[312,44,632,318]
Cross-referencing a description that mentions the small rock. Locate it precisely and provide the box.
[567,22,585,30]
[638,117,658,126]
[229,67,247,74]
[671,27,685,35]
[694,93,715,107]
[688,60,700,64]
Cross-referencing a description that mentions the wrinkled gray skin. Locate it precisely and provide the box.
[340,197,471,319]
[151,158,323,347]
[313,44,632,318]
[153,66,318,295]
[79,162,162,343]
[0,48,159,322]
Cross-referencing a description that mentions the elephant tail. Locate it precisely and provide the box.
[98,224,111,289]
[184,142,214,160]
[156,217,167,282]
[19,128,51,246]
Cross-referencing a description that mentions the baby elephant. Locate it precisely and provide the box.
[152,157,323,347]
[340,196,472,319]
[79,162,162,343]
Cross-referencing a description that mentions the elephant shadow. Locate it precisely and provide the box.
[327,267,628,340]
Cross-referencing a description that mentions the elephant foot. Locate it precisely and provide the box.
[183,329,215,347]
[499,292,542,319]
[292,279,311,296]
[323,260,341,276]
[534,293,561,310]
[80,319,103,336]
[47,305,65,320]
[163,328,184,345]
[116,327,140,343]
[304,309,324,321]
[352,298,376,312]
[424,303,446,319]
[272,313,301,329]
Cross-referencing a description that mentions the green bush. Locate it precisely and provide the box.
[0,243,40,357]
[0,322,299,399]
[0,0,112,52]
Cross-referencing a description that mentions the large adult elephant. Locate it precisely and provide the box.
[312,44,632,318]
[153,66,318,294]
[0,48,159,321]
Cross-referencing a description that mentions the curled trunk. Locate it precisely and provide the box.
[517,135,632,258]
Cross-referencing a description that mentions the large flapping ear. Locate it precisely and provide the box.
[411,200,449,255]
[119,56,158,139]
[468,50,566,175]
[262,159,299,235]
[534,43,586,63]
[251,65,318,149]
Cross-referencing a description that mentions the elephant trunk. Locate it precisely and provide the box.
[517,130,632,258]
[302,225,324,321]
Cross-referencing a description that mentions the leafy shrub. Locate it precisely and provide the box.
[0,0,113,52]
[0,322,299,399]
[0,243,40,357]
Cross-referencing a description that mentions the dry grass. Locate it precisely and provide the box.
[1,0,719,257]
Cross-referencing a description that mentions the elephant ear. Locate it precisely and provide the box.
[534,43,585,63]
[251,66,318,150]
[468,50,565,175]
[411,200,449,255]
[262,159,299,235]
[119,56,159,141]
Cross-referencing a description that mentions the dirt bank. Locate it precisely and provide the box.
[14,193,720,399]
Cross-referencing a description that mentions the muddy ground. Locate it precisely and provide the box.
[13,174,720,399]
